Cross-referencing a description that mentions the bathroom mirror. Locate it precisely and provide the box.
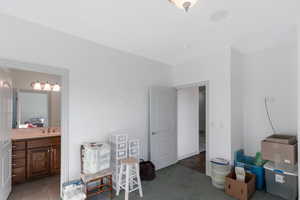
[12,89,60,128]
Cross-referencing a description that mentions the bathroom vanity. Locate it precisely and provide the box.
[11,128,61,184]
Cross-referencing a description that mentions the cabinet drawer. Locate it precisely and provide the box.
[27,138,53,149]
[12,150,25,159]
[12,167,26,184]
[117,150,127,159]
[12,141,26,150]
[117,142,127,150]
[12,158,26,168]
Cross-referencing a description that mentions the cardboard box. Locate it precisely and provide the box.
[265,134,297,145]
[225,172,256,200]
[261,140,297,165]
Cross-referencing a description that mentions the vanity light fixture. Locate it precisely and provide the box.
[31,81,60,92]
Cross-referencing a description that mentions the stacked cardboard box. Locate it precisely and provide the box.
[261,134,297,165]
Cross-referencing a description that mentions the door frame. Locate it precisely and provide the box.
[176,80,210,176]
[0,58,69,190]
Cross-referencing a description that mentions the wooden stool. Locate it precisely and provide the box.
[80,145,113,199]
[116,157,143,200]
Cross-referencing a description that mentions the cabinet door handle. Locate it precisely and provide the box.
[12,155,16,157]
[12,146,17,149]
[12,174,16,177]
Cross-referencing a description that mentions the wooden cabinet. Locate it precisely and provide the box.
[12,136,60,184]
[12,141,26,184]
[50,145,61,175]
[27,147,51,179]
[12,167,26,184]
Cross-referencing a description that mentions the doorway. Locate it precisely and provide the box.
[9,68,62,200]
[177,82,208,175]
[0,59,69,200]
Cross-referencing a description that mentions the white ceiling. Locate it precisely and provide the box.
[0,0,299,66]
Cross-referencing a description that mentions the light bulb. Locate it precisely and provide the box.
[43,82,51,91]
[52,83,60,92]
[33,81,42,90]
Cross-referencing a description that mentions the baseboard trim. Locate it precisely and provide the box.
[178,151,200,161]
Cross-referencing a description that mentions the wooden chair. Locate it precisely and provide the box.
[80,145,113,199]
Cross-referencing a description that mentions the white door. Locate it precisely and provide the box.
[149,86,177,170]
[0,68,12,200]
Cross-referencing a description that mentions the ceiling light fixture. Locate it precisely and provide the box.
[168,0,198,12]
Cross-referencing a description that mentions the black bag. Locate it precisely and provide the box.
[139,160,156,181]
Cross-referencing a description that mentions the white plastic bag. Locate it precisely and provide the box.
[62,181,86,200]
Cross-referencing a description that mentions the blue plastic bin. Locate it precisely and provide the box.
[234,149,265,190]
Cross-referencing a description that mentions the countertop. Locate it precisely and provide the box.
[12,128,61,141]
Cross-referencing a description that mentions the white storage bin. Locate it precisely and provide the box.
[110,133,128,144]
[82,142,111,174]
[117,142,127,149]
[110,133,129,189]
[210,158,231,189]
[128,139,140,160]
[129,140,139,148]
[62,180,86,200]
[116,150,127,159]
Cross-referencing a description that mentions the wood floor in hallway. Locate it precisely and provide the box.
[179,151,206,173]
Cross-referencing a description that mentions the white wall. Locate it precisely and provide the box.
[230,49,244,159]
[0,14,172,180]
[177,87,199,159]
[172,46,232,162]
[242,44,297,156]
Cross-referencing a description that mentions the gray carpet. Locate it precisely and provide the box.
[91,164,283,200]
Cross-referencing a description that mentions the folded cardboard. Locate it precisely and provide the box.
[261,140,297,165]
[225,172,256,200]
[265,134,297,145]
